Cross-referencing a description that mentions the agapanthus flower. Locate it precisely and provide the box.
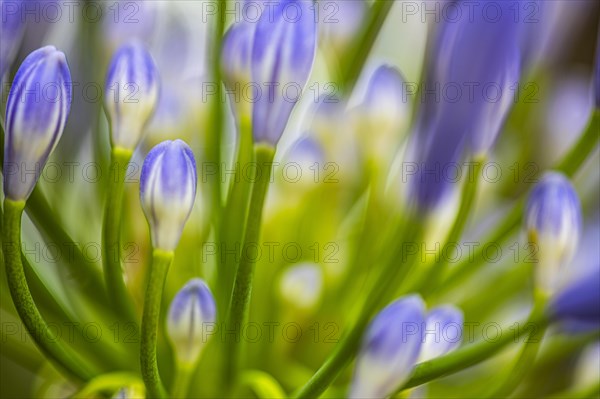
[4,46,72,201]
[350,295,426,398]
[525,172,582,293]
[549,266,600,330]
[251,0,317,146]
[140,140,197,252]
[167,278,216,365]
[104,41,160,151]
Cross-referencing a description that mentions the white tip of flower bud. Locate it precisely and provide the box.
[279,263,324,311]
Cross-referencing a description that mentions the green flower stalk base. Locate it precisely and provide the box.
[224,144,276,387]
[102,147,137,321]
[140,249,173,398]
[2,199,96,382]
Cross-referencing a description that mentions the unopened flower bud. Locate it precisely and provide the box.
[4,46,72,201]
[140,140,197,252]
[525,172,582,293]
[279,263,324,311]
[419,305,464,362]
[251,0,316,146]
[350,295,426,398]
[104,41,160,151]
[167,278,216,365]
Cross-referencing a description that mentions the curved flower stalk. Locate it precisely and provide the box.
[139,140,198,398]
[525,172,582,294]
[1,46,98,382]
[101,41,160,317]
[0,0,25,81]
[167,279,216,397]
[349,296,426,398]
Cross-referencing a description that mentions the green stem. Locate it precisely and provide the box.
[2,199,97,382]
[102,147,137,320]
[224,145,276,386]
[439,109,599,294]
[398,312,550,392]
[170,363,194,399]
[485,293,548,398]
[218,115,254,316]
[140,249,173,399]
[418,159,483,296]
[340,0,395,92]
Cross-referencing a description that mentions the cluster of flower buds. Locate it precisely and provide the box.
[3,46,72,202]
[525,172,582,294]
[221,0,317,146]
[350,296,464,398]
[140,140,198,252]
[104,41,160,152]
[167,278,216,366]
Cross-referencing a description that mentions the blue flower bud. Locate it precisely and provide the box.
[251,0,317,146]
[410,0,528,210]
[104,41,160,151]
[140,140,197,252]
[350,295,426,398]
[319,0,367,57]
[222,21,255,121]
[358,65,408,130]
[550,266,600,330]
[419,305,464,362]
[526,172,582,293]
[3,46,72,201]
[0,0,26,79]
[167,278,216,365]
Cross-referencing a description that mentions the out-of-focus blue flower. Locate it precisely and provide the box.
[0,0,25,79]
[4,46,71,201]
[410,0,527,211]
[104,42,160,151]
[140,140,197,252]
[350,295,425,398]
[526,172,582,293]
[251,0,317,146]
[167,278,216,365]
[549,266,600,330]
[419,305,464,362]
[221,20,256,122]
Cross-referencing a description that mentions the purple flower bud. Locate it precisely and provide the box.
[251,0,317,146]
[550,267,600,330]
[221,20,256,121]
[419,305,464,362]
[350,295,426,398]
[140,140,197,252]
[0,0,26,79]
[4,46,72,201]
[319,0,367,56]
[526,172,582,293]
[104,41,160,151]
[167,278,216,365]
[410,0,529,210]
